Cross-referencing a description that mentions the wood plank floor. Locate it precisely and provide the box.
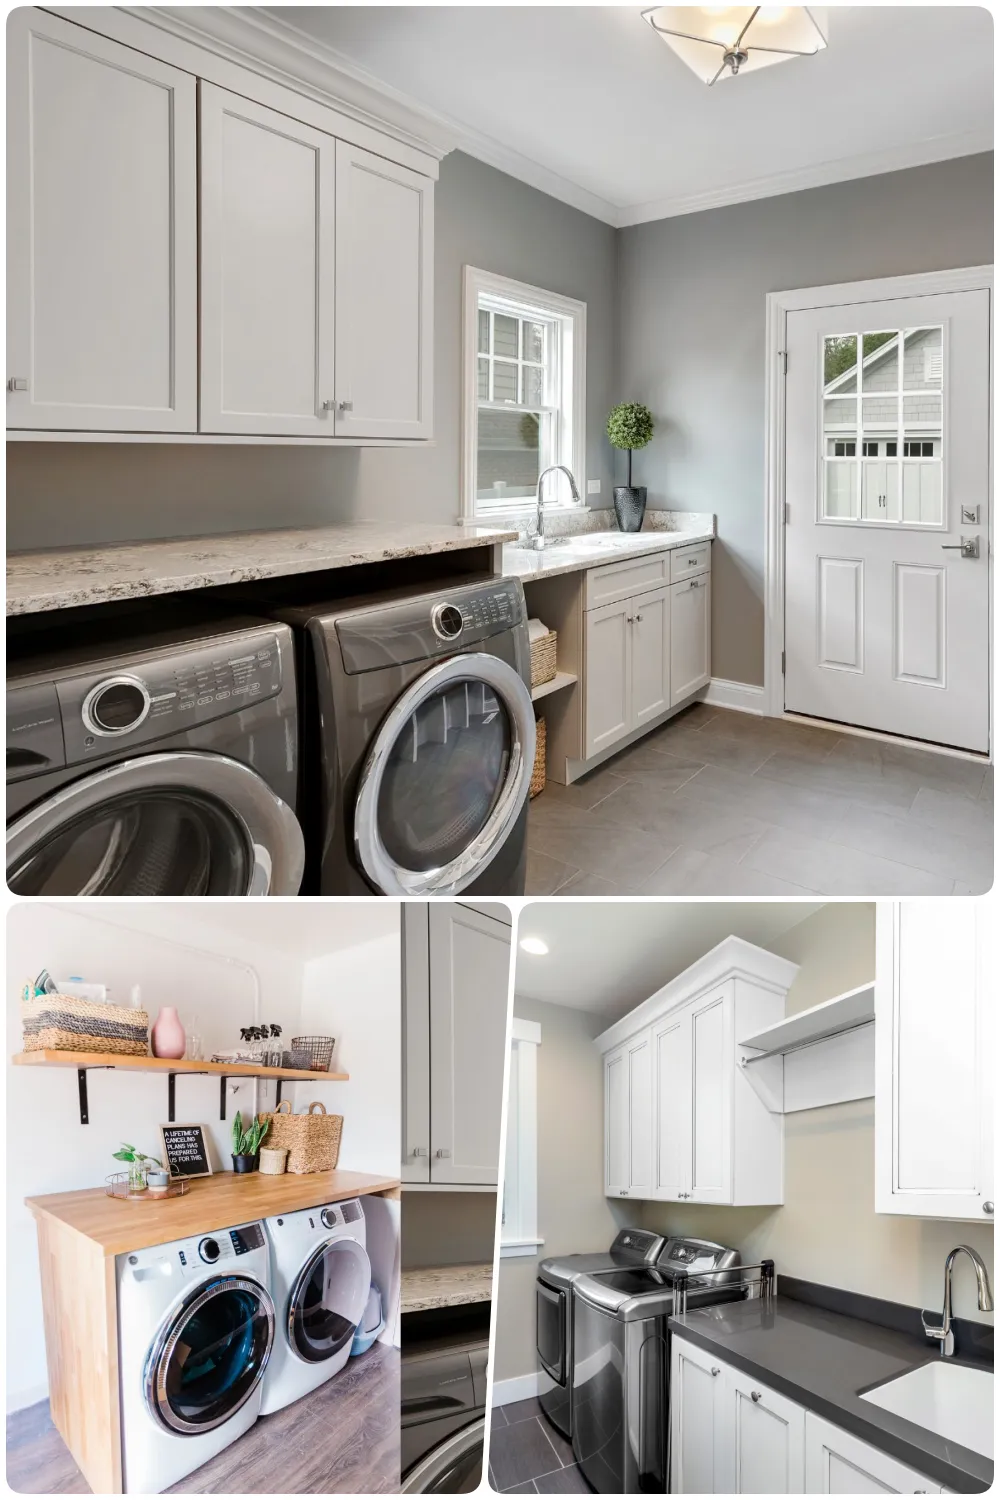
[6,1342,399,1495]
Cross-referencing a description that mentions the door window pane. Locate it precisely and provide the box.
[824,334,858,392]
[861,331,898,391]
[903,327,943,390]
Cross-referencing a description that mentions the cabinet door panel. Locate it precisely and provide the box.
[401,906,430,1183]
[200,83,335,435]
[671,1338,728,1494]
[729,1370,806,1493]
[585,600,631,758]
[428,905,509,1185]
[689,990,733,1204]
[653,1013,688,1200]
[334,141,433,438]
[670,576,712,705]
[605,1046,628,1197]
[631,585,671,727]
[7,9,196,431]
[627,1031,652,1196]
[805,1413,939,1494]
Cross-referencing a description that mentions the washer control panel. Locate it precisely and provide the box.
[230,1223,265,1255]
[337,579,526,675]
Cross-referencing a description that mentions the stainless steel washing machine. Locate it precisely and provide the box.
[7,611,304,895]
[273,576,534,896]
[402,1303,489,1494]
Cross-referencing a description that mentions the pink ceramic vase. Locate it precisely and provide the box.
[151,1006,186,1060]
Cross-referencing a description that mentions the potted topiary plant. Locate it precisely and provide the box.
[231,1110,269,1173]
[606,401,654,532]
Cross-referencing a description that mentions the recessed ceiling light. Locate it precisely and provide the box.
[519,936,549,956]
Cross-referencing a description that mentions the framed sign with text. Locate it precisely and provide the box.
[159,1124,213,1180]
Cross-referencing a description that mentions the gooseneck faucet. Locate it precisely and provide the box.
[921,1246,994,1357]
[532,465,581,550]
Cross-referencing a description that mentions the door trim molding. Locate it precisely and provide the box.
[763,264,994,725]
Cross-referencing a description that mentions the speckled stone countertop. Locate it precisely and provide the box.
[502,510,715,584]
[6,521,518,616]
[401,1262,493,1314]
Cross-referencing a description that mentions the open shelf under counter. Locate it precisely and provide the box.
[531,668,578,703]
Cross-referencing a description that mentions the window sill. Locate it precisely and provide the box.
[499,1238,545,1259]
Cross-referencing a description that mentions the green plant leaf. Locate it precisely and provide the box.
[606,401,654,453]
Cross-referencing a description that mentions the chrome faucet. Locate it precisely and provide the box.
[921,1246,994,1357]
[532,465,581,550]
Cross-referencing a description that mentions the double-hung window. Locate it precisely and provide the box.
[463,267,586,520]
[500,1017,542,1257]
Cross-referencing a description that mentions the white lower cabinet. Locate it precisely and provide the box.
[584,585,671,758]
[671,1342,941,1495]
[670,574,711,705]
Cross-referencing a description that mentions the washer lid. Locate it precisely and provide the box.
[6,752,304,896]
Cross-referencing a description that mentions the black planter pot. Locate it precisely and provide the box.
[614,485,647,533]
[232,1153,257,1174]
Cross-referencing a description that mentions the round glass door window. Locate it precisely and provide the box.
[289,1238,371,1364]
[148,1279,274,1434]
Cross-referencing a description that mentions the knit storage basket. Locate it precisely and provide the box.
[290,1036,335,1072]
[530,715,547,799]
[263,1100,343,1174]
[529,629,558,689]
[20,991,149,1057]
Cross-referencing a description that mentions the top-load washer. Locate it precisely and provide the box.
[117,1220,274,1494]
[271,575,535,895]
[6,610,304,895]
[260,1198,372,1415]
[536,1227,666,1440]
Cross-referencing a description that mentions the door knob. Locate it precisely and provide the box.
[940,536,980,558]
[984,1201,994,1215]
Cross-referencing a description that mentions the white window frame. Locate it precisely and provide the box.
[461,266,586,521]
[500,1016,542,1258]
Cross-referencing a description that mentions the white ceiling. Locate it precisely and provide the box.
[515,901,824,1020]
[266,6,993,225]
[60,901,400,961]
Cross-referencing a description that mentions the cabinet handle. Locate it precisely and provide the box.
[7,376,28,393]
[339,399,354,411]
[634,613,643,623]
[411,1147,428,1157]
[750,1390,762,1403]
[687,557,698,565]
[434,1148,451,1158]
[984,1201,994,1214]
[711,1367,720,1377]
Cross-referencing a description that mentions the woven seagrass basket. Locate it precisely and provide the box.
[21,991,149,1057]
[530,716,547,799]
[262,1100,343,1174]
[529,630,557,689]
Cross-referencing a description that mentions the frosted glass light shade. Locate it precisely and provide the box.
[642,7,828,85]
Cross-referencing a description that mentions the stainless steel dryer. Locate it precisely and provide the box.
[272,576,534,896]
[7,611,303,895]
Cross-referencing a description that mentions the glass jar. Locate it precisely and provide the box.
[128,1159,148,1194]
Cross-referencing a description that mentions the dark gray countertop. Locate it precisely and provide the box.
[669,1294,993,1493]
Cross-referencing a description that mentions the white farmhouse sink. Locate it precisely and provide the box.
[860,1361,993,1459]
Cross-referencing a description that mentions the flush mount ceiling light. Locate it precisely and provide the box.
[642,6,827,85]
[519,936,549,956]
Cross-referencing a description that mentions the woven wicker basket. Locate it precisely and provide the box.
[21,991,149,1057]
[262,1100,343,1174]
[529,630,558,689]
[530,715,547,799]
[258,1146,288,1177]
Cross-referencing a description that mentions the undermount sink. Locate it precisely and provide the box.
[860,1360,993,1459]
[566,531,646,549]
[509,537,571,553]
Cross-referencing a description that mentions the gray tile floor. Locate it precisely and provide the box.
[489,1400,589,1494]
[527,705,993,897]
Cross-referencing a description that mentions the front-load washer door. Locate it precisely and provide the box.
[354,653,535,896]
[288,1237,372,1364]
[146,1276,275,1435]
[6,752,304,896]
[402,1417,486,1494]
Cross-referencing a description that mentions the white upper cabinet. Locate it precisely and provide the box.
[6,8,197,432]
[199,84,335,436]
[689,987,733,1204]
[604,1030,653,1198]
[671,573,712,705]
[333,141,434,439]
[875,901,993,1221]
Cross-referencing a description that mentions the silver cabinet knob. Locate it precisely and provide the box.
[984,1201,994,1214]
[711,1367,720,1377]
[751,1390,762,1403]
[7,376,28,392]
[434,1148,451,1158]
[634,613,643,623]
[339,399,354,411]
[411,1146,428,1157]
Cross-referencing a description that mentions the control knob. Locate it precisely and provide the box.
[199,1237,221,1264]
[431,603,464,642]
[82,675,151,737]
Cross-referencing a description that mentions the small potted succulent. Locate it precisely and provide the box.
[606,401,654,532]
[112,1142,163,1195]
[231,1110,269,1173]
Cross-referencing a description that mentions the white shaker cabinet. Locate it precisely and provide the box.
[6,8,197,432]
[727,1366,807,1493]
[804,1413,942,1494]
[652,989,734,1205]
[670,574,712,705]
[584,586,671,758]
[670,1336,729,1494]
[604,1030,653,1199]
[199,84,336,436]
[875,901,993,1221]
[631,584,673,728]
[333,141,434,439]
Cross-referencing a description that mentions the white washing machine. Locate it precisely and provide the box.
[260,1198,372,1415]
[117,1221,275,1494]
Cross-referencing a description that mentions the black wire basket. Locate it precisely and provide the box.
[291,1035,336,1072]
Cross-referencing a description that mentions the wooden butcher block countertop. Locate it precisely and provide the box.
[26,1168,400,1256]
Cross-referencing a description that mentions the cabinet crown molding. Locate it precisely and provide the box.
[594,936,800,1053]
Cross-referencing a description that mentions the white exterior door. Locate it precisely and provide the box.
[671,576,712,705]
[671,1338,727,1495]
[804,1413,940,1494]
[784,287,991,752]
[585,600,632,757]
[727,1369,806,1493]
[6,8,197,432]
[428,904,510,1186]
[653,1011,688,1200]
[199,83,336,436]
[631,585,672,727]
[333,141,433,439]
[688,989,733,1205]
[604,1045,629,1197]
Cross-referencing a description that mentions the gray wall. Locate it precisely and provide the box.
[7,150,618,552]
[618,152,994,686]
[401,1190,498,1270]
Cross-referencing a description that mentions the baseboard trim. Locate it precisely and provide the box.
[491,1372,539,1407]
[703,678,766,716]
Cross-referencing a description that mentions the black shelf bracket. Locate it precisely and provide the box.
[77,1066,113,1125]
[220,1076,227,1121]
[166,1071,211,1122]
[275,1078,283,1108]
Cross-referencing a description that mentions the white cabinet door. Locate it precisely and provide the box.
[805,1413,940,1494]
[671,1337,728,1494]
[333,140,433,439]
[605,1044,629,1197]
[652,1010,688,1200]
[875,901,993,1220]
[671,575,712,705]
[7,9,197,432]
[727,1368,806,1493]
[626,1029,653,1197]
[630,584,672,728]
[428,904,510,1185]
[688,988,733,1204]
[401,906,430,1184]
[199,83,335,436]
[585,599,632,758]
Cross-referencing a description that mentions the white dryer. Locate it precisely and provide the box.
[260,1198,372,1415]
[117,1221,275,1494]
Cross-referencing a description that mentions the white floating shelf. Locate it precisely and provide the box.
[531,670,578,703]
[738,982,876,1114]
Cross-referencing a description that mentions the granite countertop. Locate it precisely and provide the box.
[401,1262,493,1314]
[502,514,715,584]
[6,520,518,615]
[669,1294,993,1493]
